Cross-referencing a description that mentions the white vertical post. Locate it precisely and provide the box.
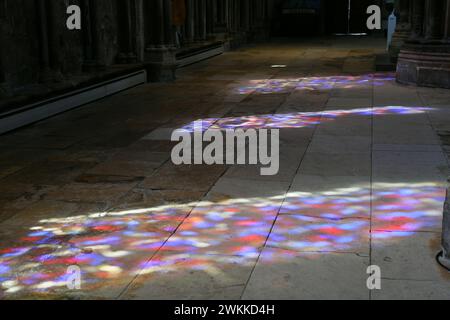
[387,10,397,50]
[347,0,351,34]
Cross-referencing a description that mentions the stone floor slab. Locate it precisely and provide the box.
[242,248,370,300]
[372,231,446,282]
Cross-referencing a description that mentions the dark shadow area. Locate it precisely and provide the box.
[272,0,383,36]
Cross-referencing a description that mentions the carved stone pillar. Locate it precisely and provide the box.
[440,187,450,270]
[397,0,450,88]
[206,0,215,38]
[253,0,270,40]
[410,0,426,40]
[145,0,177,82]
[445,0,450,39]
[439,4,450,267]
[389,0,412,61]
[118,0,138,64]
[81,0,95,69]
[0,0,9,97]
[134,0,145,62]
[155,0,166,45]
[164,0,175,46]
[82,0,108,71]
[241,0,250,35]
[193,0,201,40]
[224,0,230,32]
[185,0,195,43]
[36,0,53,81]
[424,0,445,40]
[197,0,207,41]
[0,51,5,97]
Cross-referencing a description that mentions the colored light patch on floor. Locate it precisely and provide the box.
[180,106,431,132]
[237,73,396,95]
[0,182,444,296]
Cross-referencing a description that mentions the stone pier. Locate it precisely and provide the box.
[389,0,411,62]
[397,0,450,88]
[440,185,450,270]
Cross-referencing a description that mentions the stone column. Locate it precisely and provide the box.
[410,0,426,40]
[197,0,207,41]
[424,0,445,40]
[185,0,195,43]
[134,0,145,62]
[194,0,201,40]
[145,0,177,82]
[445,0,450,39]
[36,0,53,81]
[155,0,166,45]
[0,0,9,97]
[439,184,450,270]
[93,1,111,69]
[81,0,107,71]
[390,0,412,61]
[0,57,6,97]
[241,0,250,35]
[212,0,228,42]
[224,0,230,32]
[164,0,175,46]
[118,0,138,63]
[0,50,5,94]
[206,0,215,38]
[81,0,95,69]
[397,0,450,88]
[439,2,450,267]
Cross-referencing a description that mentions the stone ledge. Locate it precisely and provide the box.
[0,64,146,115]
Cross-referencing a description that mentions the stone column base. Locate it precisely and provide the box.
[438,251,450,270]
[228,32,248,49]
[145,46,178,82]
[397,42,450,89]
[389,30,411,62]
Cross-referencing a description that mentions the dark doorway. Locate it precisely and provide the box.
[273,0,324,37]
[273,0,375,37]
[325,0,374,34]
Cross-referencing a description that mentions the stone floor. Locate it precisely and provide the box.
[0,37,449,300]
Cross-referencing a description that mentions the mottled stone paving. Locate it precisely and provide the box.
[0,38,449,300]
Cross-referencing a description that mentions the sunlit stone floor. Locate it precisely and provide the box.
[1,37,450,300]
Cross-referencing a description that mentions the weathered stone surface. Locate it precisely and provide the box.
[122,253,253,300]
[243,248,370,300]
[0,38,449,300]
[1,161,97,186]
[140,163,227,192]
[300,153,372,177]
[372,279,450,300]
[372,231,446,281]
[44,182,138,204]
[1,200,107,227]
[440,187,450,268]
[397,44,450,89]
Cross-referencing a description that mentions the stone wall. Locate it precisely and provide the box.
[1,0,41,89]
[0,0,273,96]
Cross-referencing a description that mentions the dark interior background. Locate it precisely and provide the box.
[273,0,379,36]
